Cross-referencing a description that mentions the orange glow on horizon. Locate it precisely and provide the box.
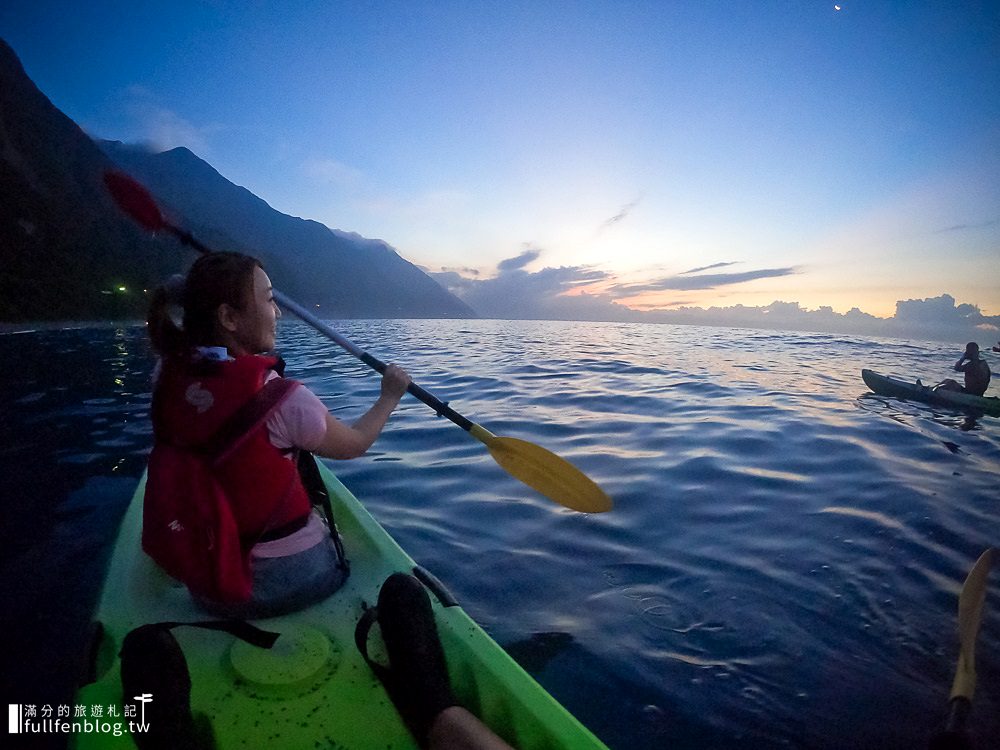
[617,290,903,318]
[560,286,913,319]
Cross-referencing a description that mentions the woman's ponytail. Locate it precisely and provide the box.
[147,274,188,357]
[146,253,261,358]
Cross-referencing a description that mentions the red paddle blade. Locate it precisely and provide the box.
[104,170,166,232]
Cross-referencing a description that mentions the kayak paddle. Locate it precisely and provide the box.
[929,547,995,749]
[104,170,612,513]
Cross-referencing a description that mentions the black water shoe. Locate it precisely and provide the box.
[119,624,210,750]
[356,572,458,744]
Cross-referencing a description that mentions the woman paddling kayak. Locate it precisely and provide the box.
[146,251,410,616]
[139,251,515,749]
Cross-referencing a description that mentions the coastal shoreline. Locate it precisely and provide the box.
[0,320,145,335]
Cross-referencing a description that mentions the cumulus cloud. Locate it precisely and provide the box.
[893,294,979,323]
[430,252,622,321]
[659,295,1000,341]
[886,294,1000,340]
[633,300,889,336]
[641,295,1000,343]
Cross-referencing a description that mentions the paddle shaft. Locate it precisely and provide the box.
[166,225,479,434]
[106,169,610,511]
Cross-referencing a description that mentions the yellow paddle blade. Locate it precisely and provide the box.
[950,547,995,700]
[469,425,612,513]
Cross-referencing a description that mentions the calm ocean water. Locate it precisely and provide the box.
[1,319,998,750]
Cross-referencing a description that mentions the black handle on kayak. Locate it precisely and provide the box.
[413,565,460,608]
[358,352,475,432]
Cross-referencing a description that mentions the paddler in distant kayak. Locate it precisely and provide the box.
[934,342,991,396]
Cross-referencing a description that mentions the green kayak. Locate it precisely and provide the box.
[861,369,1000,417]
[73,461,607,749]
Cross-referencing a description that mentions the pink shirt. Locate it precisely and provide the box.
[263,370,329,452]
[259,371,331,556]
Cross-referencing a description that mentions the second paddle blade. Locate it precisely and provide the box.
[485,436,612,513]
[104,170,167,232]
[951,547,995,700]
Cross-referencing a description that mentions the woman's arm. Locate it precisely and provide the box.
[313,364,411,460]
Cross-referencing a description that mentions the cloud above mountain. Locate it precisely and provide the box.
[431,250,626,320]
[122,86,220,155]
[497,249,541,272]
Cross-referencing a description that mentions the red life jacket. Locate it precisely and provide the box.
[144,353,313,601]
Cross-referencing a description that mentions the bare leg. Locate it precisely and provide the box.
[428,706,516,750]
[934,379,962,393]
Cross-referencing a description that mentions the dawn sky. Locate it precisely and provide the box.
[3,1,998,322]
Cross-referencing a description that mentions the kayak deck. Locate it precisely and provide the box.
[861,369,1000,417]
[73,462,607,749]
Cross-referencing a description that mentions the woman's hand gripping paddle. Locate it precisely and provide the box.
[104,170,612,513]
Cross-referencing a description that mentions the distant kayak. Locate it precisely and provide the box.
[861,369,1000,417]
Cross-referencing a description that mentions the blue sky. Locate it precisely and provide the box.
[3,1,998,329]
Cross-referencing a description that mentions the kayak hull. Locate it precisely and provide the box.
[73,462,607,749]
[861,369,1000,417]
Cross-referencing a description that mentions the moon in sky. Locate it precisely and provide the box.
[834,4,842,9]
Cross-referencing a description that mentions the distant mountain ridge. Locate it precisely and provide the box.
[0,37,474,321]
[0,37,179,321]
[98,141,474,318]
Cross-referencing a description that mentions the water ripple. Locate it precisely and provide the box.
[3,321,999,750]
